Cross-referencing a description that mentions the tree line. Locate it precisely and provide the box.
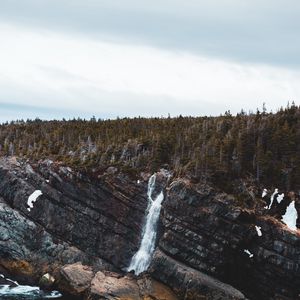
[0,104,299,190]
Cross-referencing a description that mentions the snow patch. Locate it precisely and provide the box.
[262,188,267,198]
[137,180,140,184]
[25,164,35,174]
[281,201,298,231]
[277,193,284,203]
[27,190,43,212]
[244,249,254,258]
[267,188,278,209]
[255,225,262,237]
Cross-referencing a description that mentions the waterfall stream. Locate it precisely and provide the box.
[127,173,164,275]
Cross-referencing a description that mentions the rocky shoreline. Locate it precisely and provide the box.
[0,157,299,299]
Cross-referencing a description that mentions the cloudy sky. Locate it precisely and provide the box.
[0,0,300,121]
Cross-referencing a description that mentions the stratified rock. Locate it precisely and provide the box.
[0,157,300,300]
[150,250,246,300]
[0,157,148,269]
[0,201,92,283]
[155,179,300,300]
[59,263,94,296]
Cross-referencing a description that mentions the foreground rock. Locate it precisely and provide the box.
[89,271,178,300]
[59,263,94,296]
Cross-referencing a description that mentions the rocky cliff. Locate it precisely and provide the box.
[0,157,299,299]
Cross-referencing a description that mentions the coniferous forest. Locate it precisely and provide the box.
[0,104,299,191]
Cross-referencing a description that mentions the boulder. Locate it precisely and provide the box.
[88,271,179,300]
[59,263,94,295]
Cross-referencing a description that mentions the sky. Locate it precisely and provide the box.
[0,0,300,122]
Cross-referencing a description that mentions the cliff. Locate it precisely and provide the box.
[0,157,299,299]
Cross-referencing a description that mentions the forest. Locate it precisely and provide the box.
[0,103,299,191]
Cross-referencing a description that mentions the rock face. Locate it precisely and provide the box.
[0,199,93,283]
[152,179,300,300]
[0,157,299,300]
[0,157,148,272]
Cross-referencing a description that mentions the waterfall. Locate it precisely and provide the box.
[127,173,164,275]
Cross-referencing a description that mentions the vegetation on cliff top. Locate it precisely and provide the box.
[0,104,299,190]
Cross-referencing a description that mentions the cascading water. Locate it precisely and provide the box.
[127,173,164,275]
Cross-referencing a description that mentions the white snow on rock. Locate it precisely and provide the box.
[137,180,140,184]
[267,188,278,209]
[244,249,254,258]
[46,179,50,183]
[27,190,43,212]
[281,201,298,231]
[255,225,262,237]
[262,189,268,198]
[277,193,284,203]
[25,164,35,174]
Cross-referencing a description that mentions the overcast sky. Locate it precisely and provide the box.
[1,0,300,122]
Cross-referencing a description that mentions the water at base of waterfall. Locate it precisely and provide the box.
[0,277,63,300]
[127,173,164,275]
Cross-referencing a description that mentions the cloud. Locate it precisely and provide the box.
[0,22,299,122]
[1,0,300,67]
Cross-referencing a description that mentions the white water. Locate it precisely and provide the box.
[127,174,164,275]
[0,274,62,298]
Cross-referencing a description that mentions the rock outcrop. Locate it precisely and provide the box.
[59,263,94,296]
[0,157,148,273]
[152,179,300,300]
[0,157,299,300]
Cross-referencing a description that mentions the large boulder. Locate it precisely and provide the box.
[88,271,178,300]
[59,263,94,296]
